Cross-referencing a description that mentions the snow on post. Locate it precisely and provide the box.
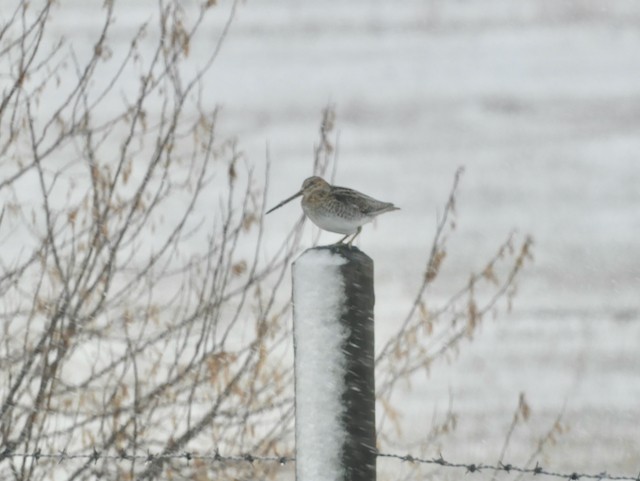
[292,245,376,481]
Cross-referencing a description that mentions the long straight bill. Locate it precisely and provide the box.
[265,190,303,214]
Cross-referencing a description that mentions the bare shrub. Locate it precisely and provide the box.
[0,1,302,479]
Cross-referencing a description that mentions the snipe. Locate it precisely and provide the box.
[266,176,399,246]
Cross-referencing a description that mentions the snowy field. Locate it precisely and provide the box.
[208,2,640,477]
[9,0,640,478]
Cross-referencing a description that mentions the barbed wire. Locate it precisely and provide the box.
[1,448,639,481]
[0,449,293,466]
[377,452,640,481]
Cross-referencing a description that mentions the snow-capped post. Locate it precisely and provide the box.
[292,244,376,481]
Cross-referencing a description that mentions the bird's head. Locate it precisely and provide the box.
[266,176,330,214]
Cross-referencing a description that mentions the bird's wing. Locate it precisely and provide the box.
[331,187,390,215]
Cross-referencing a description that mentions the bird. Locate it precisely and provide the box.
[266,176,399,246]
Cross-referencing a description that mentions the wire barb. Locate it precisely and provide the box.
[90,448,100,465]
[500,461,513,473]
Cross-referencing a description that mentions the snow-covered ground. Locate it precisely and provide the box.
[10,0,640,478]
[208,3,640,475]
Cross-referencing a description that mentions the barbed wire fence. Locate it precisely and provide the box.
[2,449,638,481]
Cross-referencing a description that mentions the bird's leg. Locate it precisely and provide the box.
[335,233,350,244]
[347,226,362,247]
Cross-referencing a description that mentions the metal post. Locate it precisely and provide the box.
[292,244,376,481]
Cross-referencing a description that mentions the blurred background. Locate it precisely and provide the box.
[203,0,640,475]
[4,0,640,478]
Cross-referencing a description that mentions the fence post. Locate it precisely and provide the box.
[292,244,376,481]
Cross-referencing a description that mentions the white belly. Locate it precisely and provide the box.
[303,205,370,235]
